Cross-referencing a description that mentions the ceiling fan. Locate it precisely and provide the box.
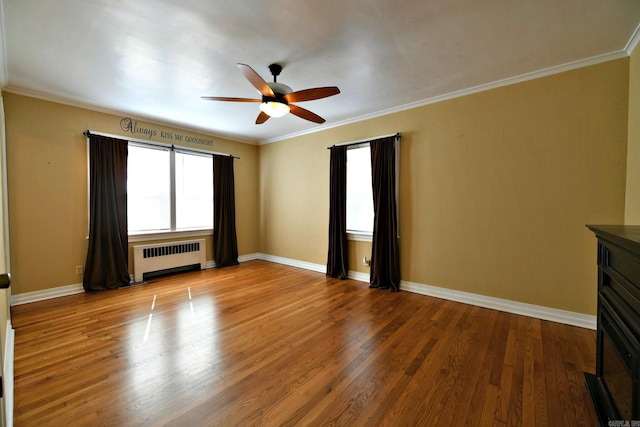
[202,63,340,124]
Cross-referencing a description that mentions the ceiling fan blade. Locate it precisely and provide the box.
[237,63,274,97]
[201,96,261,102]
[284,87,340,103]
[256,111,270,124]
[289,104,326,124]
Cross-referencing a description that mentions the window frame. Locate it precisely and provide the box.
[127,142,172,234]
[346,143,374,242]
[345,139,400,243]
[85,135,216,243]
[173,148,214,231]
[126,142,213,239]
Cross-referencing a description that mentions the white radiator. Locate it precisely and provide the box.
[133,239,206,283]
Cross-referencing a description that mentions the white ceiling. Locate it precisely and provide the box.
[1,1,639,144]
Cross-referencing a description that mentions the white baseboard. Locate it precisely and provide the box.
[254,254,373,283]
[261,254,596,330]
[238,253,261,263]
[349,271,369,282]
[206,254,261,269]
[256,253,326,273]
[11,283,85,306]
[9,253,597,330]
[401,280,596,330]
[11,253,264,306]
[4,320,13,427]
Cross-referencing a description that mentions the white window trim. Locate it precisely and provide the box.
[128,228,213,243]
[347,231,373,242]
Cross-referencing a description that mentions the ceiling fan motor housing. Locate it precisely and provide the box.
[264,82,292,104]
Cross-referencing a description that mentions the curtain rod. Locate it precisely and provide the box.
[327,132,400,149]
[83,130,239,159]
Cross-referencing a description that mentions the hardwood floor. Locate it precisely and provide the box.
[11,260,598,426]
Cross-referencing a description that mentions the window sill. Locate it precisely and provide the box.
[128,228,213,243]
[347,231,373,242]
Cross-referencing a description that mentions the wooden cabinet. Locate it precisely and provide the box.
[586,225,640,426]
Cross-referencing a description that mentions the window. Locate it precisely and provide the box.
[345,139,400,241]
[346,144,374,236]
[127,143,213,234]
[175,151,213,229]
[127,145,171,232]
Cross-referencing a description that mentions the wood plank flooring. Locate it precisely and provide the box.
[11,260,598,426]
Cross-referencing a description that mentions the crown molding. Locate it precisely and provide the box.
[1,85,260,146]
[626,22,640,55]
[1,40,632,148]
[0,0,8,88]
[260,50,629,145]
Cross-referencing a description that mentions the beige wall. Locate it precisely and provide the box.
[0,95,11,375]
[626,45,640,223]
[260,59,629,315]
[3,58,631,316]
[4,93,260,295]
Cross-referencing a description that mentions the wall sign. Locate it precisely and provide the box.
[120,117,214,147]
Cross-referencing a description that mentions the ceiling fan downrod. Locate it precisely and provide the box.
[268,63,282,82]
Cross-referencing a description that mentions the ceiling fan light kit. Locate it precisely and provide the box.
[260,100,290,118]
[202,63,340,125]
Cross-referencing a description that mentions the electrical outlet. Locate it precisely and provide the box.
[75,265,83,275]
[362,257,370,266]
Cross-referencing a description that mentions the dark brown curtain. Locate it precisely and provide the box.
[83,134,130,292]
[369,135,401,291]
[326,145,349,279]
[213,155,239,267]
